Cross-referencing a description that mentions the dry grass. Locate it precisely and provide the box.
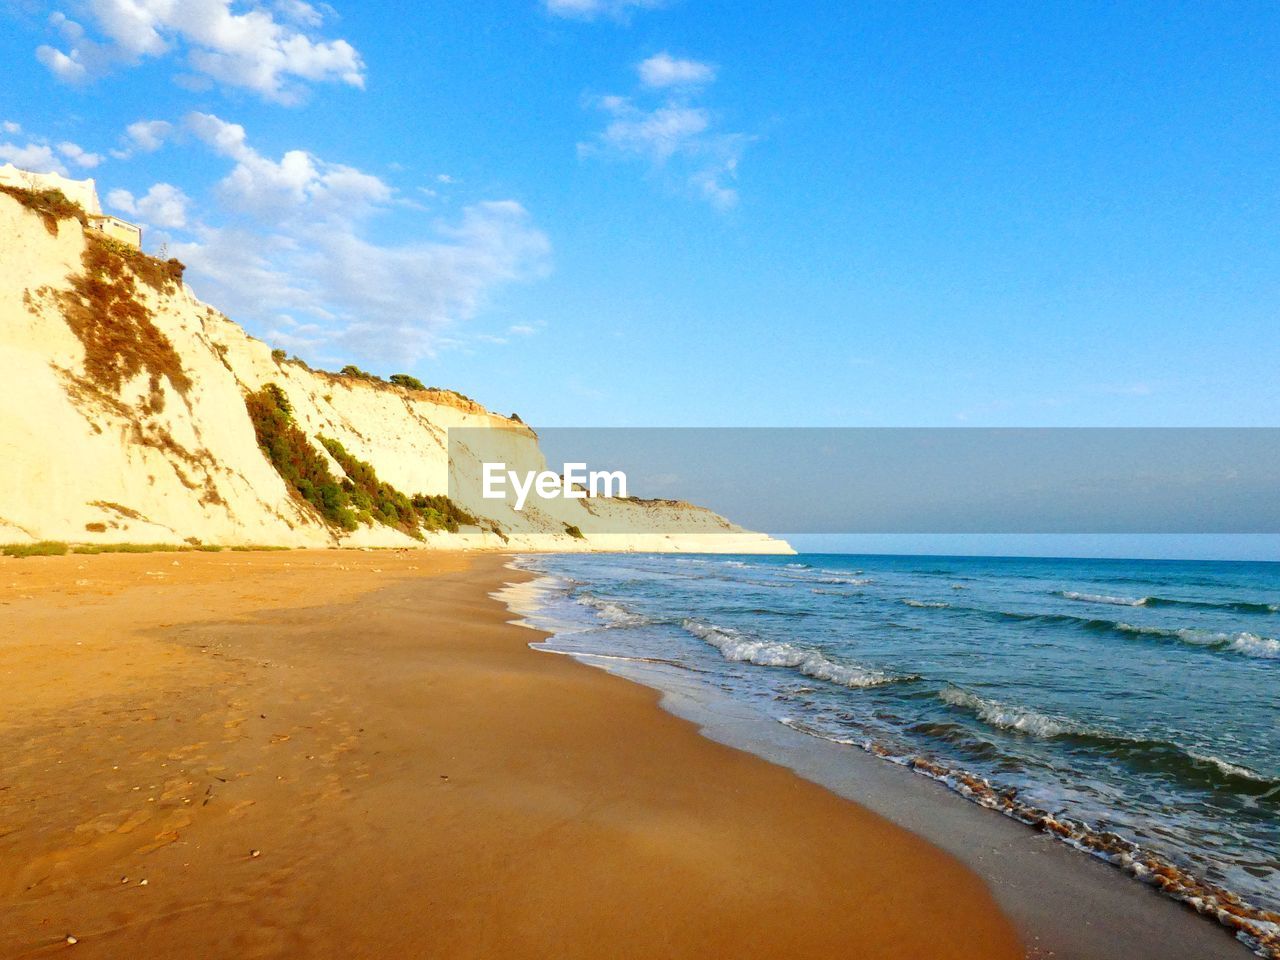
[53,234,192,405]
[90,500,145,520]
[0,185,87,235]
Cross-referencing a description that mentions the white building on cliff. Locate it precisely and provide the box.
[0,163,142,248]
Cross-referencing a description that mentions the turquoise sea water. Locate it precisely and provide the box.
[509,553,1279,938]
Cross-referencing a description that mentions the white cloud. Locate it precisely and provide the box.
[112,119,173,158]
[544,0,662,20]
[0,127,104,177]
[57,141,102,168]
[638,52,715,88]
[166,114,550,362]
[581,66,749,210]
[0,141,68,175]
[596,101,710,161]
[36,0,365,104]
[108,183,191,229]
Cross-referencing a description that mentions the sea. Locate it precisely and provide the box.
[499,552,1279,953]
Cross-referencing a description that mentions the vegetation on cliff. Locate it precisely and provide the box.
[0,185,86,235]
[246,384,358,530]
[246,383,477,537]
[389,373,426,390]
[53,234,190,408]
[319,438,478,536]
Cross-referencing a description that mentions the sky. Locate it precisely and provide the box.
[1,2,1277,559]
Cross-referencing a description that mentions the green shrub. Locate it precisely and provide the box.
[71,543,186,555]
[389,374,426,390]
[340,364,380,381]
[564,524,586,540]
[321,437,420,538]
[411,493,479,534]
[2,541,69,558]
[245,385,357,530]
[271,348,287,362]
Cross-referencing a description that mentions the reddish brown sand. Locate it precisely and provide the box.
[0,550,1022,959]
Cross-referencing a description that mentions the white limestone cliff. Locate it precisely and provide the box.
[0,185,790,554]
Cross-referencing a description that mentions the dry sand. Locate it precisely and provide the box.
[0,550,1021,958]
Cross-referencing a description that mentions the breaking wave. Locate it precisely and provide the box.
[963,606,1280,659]
[937,688,1278,796]
[576,594,652,628]
[939,687,1077,738]
[1060,590,1278,614]
[681,618,912,690]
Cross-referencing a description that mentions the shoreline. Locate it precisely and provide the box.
[499,560,1264,960]
[1,549,1017,958]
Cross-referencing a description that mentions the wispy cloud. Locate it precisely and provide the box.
[35,0,365,105]
[119,113,551,363]
[0,122,102,176]
[543,0,663,22]
[637,52,715,88]
[581,54,749,210]
[111,119,174,159]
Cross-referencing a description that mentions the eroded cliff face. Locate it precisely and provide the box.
[0,191,790,554]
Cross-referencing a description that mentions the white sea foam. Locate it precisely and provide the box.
[902,598,949,609]
[577,594,649,627]
[1061,590,1147,607]
[817,576,874,586]
[682,619,894,689]
[1226,632,1280,659]
[1186,750,1271,782]
[1112,622,1280,658]
[939,687,1076,738]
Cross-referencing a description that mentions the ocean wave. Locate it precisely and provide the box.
[1146,596,1280,614]
[777,717,1280,958]
[681,618,908,689]
[964,604,1280,660]
[936,687,1278,795]
[901,598,950,609]
[816,576,875,586]
[1060,590,1147,607]
[1060,590,1279,614]
[576,594,651,628]
[1106,622,1280,659]
[939,687,1077,738]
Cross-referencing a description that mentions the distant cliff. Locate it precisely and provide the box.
[0,182,789,554]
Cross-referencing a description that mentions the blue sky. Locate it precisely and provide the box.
[1,0,1277,433]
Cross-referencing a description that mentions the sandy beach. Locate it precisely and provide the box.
[0,549,1021,959]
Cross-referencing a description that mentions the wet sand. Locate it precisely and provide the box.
[0,549,1021,959]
